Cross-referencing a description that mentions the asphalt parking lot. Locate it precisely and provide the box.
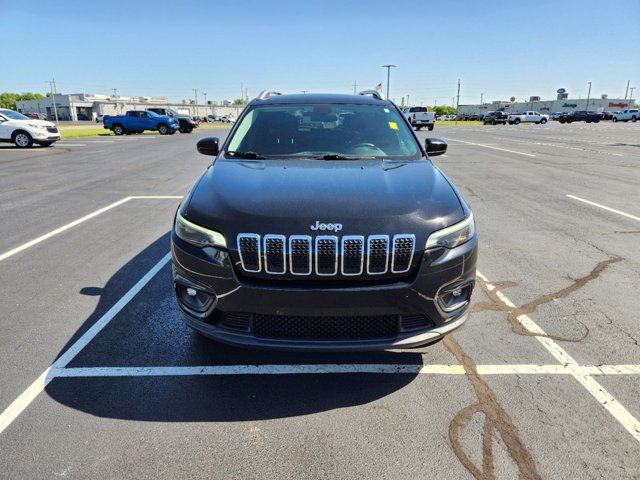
[1,122,639,479]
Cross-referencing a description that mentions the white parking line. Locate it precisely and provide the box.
[477,271,640,443]
[447,138,536,157]
[0,253,171,435]
[567,194,640,222]
[51,364,640,378]
[56,143,86,146]
[0,196,182,263]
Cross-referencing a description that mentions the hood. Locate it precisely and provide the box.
[184,158,465,246]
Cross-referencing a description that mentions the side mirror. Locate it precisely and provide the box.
[197,137,219,156]
[425,137,447,157]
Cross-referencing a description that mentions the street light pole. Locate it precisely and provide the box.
[381,64,396,99]
[193,89,199,118]
[480,92,483,104]
[203,92,207,115]
[586,82,592,110]
[630,87,635,101]
[352,81,358,95]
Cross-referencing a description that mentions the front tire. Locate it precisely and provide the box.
[158,123,169,135]
[540,118,547,124]
[613,118,618,123]
[514,118,521,125]
[632,116,638,122]
[13,131,33,148]
[427,125,434,131]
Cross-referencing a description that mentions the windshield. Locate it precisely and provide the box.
[226,103,421,160]
[0,109,29,120]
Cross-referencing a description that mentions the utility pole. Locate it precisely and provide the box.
[630,87,635,100]
[456,79,461,125]
[624,79,630,99]
[46,78,59,125]
[193,89,199,117]
[352,81,358,95]
[111,88,119,114]
[480,92,483,104]
[586,82,592,110]
[381,64,396,99]
[203,92,208,115]
[406,93,410,107]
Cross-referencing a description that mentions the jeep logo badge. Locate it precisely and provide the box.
[310,221,342,232]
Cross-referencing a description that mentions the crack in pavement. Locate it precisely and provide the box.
[444,258,622,479]
[471,258,621,342]
[444,335,542,480]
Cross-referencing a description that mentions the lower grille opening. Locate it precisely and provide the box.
[253,314,399,340]
[214,312,434,341]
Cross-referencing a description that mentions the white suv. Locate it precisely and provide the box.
[613,109,638,123]
[0,109,61,148]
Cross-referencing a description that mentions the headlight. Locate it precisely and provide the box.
[425,213,475,249]
[175,211,226,248]
[28,124,48,129]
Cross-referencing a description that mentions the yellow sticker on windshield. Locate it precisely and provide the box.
[388,122,398,130]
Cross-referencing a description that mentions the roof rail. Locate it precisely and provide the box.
[256,90,282,100]
[357,89,386,101]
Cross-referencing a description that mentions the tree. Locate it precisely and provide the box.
[233,98,247,105]
[0,92,46,109]
[433,105,456,116]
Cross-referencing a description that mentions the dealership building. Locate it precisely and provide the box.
[457,92,635,116]
[15,93,240,121]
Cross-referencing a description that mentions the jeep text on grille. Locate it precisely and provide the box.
[171,90,477,350]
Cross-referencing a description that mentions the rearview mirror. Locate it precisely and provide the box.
[197,137,220,156]
[425,137,447,157]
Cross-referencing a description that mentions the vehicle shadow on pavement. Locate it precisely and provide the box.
[46,233,423,422]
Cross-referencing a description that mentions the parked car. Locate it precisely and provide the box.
[401,106,435,131]
[508,111,548,125]
[482,111,509,125]
[103,110,179,135]
[549,112,563,121]
[558,111,601,123]
[612,109,638,122]
[171,90,477,350]
[24,112,48,120]
[0,108,60,148]
[219,115,234,123]
[77,114,89,121]
[147,108,198,133]
[207,115,219,122]
[600,111,614,120]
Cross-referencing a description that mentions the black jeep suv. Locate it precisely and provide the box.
[171,91,477,351]
[482,111,509,125]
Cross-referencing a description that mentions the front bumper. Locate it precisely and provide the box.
[171,232,477,351]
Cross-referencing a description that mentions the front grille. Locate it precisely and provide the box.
[367,236,389,274]
[237,233,416,278]
[253,313,399,340]
[47,126,58,133]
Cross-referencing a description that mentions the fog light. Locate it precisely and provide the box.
[437,284,472,313]
[176,283,216,313]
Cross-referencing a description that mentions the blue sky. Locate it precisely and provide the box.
[1,0,638,105]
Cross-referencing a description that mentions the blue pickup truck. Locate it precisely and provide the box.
[103,110,179,135]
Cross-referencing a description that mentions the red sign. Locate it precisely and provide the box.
[609,102,628,108]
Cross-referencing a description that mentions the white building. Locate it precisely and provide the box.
[458,96,635,116]
[15,93,237,121]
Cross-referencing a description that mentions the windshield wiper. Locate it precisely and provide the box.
[319,154,376,160]
[227,150,266,159]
